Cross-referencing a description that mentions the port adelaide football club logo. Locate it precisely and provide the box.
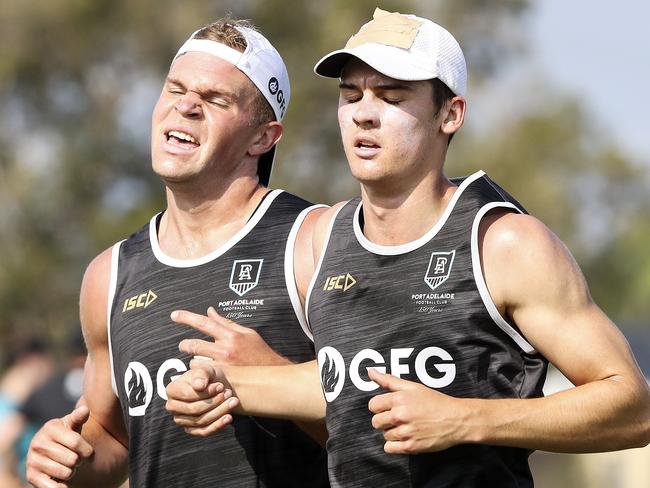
[424,251,455,290]
[229,259,263,297]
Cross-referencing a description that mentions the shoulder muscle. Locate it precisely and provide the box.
[80,246,114,351]
[480,211,589,319]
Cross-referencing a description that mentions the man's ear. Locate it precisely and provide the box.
[440,96,466,136]
[248,121,283,157]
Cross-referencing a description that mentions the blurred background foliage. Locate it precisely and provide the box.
[1,0,649,485]
[0,0,648,399]
[2,0,648,352]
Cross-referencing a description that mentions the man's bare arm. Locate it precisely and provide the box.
[27,248,129,487]
[369,212,650,454]
[478,212,650,451]
[166,358,323,430]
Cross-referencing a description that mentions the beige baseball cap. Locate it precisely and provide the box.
[314,8,467,96]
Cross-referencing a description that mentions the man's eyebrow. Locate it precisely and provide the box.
[165,76,185,88]
[339,81,358,90]
[338,81,414,91]
[165,76,237,100]
[375,82,413,91]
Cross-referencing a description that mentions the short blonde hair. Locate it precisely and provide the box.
[194,17,275,126]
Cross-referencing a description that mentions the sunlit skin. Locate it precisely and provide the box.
[338,59,440,190]
[151,52,272,194]
[149,51,283,259]
[25,43,290,488]
[338,59,466,245]
[163,61,650,459]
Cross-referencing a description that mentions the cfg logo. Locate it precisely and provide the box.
[124,359,187,416]
[268,77,279,94]
[267,77,287,118]
[317,346,456,402]
[318,347,345,402]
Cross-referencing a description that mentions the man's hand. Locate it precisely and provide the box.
[367,368,473,455]
[165,359,240,436]
[26,405,94,487]
[172,307,291,366]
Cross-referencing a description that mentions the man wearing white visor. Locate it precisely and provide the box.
[25,16,329,488]
[166,8,650,487]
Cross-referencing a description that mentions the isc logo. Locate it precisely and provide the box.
[323,273,356,292]
[122,290,158,312]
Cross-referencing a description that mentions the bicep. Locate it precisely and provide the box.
[517,295,639,387]
[79,249,128,447]
[484,214,644,387]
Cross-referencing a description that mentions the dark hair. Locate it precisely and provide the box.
[193,16,275,127]
[430,78,456,145]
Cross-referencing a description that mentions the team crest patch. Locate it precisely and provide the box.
[229,259,263,296]
[424,251,456,290]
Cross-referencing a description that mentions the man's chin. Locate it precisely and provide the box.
[350,164,391,187]
[152,160,195,182]
[153,168,198,188]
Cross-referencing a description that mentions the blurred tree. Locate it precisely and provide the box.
[0,0,647,365]
[449,94,650,321]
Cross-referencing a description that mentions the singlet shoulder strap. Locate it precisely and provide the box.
[303,200,356,338]
[107,239,126,396]
[285,204,329,341]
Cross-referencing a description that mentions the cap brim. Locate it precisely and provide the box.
[314,50,355,78]
[257,145,275,187]
[314,45,436,82]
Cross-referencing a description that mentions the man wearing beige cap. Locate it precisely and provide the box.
[24,16,329,488]
[167,8,650,487]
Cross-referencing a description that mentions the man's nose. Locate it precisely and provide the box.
[175,91,203,118]
[352,94,380,129]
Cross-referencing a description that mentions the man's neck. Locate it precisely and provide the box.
[158,178,269,260]
[359,172,456,247]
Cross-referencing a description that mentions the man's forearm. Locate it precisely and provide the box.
[225,360,326,422]
[70,416,128,487]
[472,376,650,453]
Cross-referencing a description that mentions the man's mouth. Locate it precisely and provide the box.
[356,141,379,149]
[353,136,381,159]
[166,130,199,147]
